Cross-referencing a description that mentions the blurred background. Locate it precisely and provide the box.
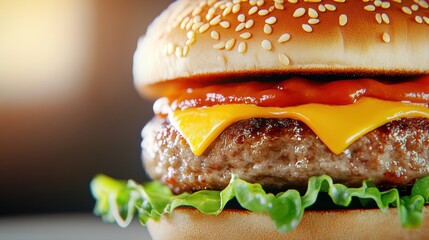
[0,0,173,216]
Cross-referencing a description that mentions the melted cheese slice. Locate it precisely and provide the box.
[168,98,429,156]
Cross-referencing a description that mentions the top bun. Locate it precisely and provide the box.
[134,0,429,96]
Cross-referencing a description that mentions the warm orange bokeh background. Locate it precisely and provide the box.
[0,0,173,214]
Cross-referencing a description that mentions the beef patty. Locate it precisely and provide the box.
[142,117,429,194]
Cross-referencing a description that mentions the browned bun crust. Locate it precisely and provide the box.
[134,0,429,97]
[148,207,429,240]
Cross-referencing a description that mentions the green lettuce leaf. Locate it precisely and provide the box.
[90,174,429,233]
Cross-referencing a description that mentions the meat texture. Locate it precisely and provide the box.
[142,117,429,194]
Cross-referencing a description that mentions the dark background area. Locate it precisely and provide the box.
[0,0,173,215]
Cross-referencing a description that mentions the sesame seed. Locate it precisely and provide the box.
[207,0,216,6]
[210,15,221,25]
[364,5,376,11]
[302,24,313,32]
[288,0,298,3]
[208,7,216,15]
[245,19,255,28]
[235,22,246,31]
[186,38,195,46]
[424,16,429,24]
[206,13,214,22]
[266,16,277,24]
[222,6,232,17]
[382,32,391,43]
[238,14,246,22]
[175,46,182,57]
[193,15,202,23]
[325,4,336,11]
[250,0,257,5]
[392,0,401,3]
[411,4,419,11]
[240,32,252,39]
[187,31,196,39]
[213,2,223,8]
[185,20,194,30]
[192,22,204,31]
[225,2,233,8]
[308,18,320,24]
[375,13,382,24]
[305,0,322,2]
[180,17,190,29]
[334,0,345,2]
[339,14,347,26]
[211,30,220,40]
[238,42,247,53]
[381,1,391,9]
[293,7,306,18]
[308,8,318,18]
[220,21,231,29]
[249,6,258,15]
[192,7,203,17]
[261,39,272,51]
[415,15,423,23]
[374,0,382,7]
[264,24,273,34]
[182,45,189,57]
[278,33,291,43]
[275,2,284,10]
[279,54,290,66]
[419,1,429,8]
[402,6,412,15]
[199,23,210,33]
[167,43,175,55]
[258,9,269,16]
[382,13,390,24]
[257,0,265,7]
[232,4,241,13]
[213,42,226,50]
[225,38,236,50]
[318,4,326,12]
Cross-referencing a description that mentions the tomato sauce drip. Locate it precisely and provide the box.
[162,75,429,112]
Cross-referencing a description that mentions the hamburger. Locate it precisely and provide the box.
[91,0,429,239]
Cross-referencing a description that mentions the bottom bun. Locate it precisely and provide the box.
[147,207,429,240]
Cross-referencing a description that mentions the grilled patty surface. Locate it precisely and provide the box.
[142,117,429,194]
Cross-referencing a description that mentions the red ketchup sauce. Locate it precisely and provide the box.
[155,75,429,114]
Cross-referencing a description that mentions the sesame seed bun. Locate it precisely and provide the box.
[134,0,429,97]
[147,207,429,240]
[133,0,429,238]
